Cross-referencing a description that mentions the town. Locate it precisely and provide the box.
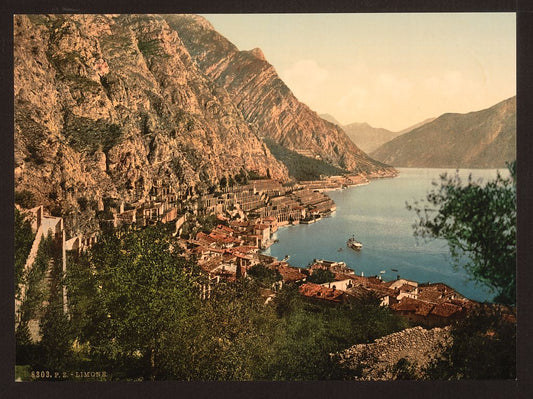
[16,168,512,346]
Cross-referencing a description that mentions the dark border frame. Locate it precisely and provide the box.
[1,1,531,398]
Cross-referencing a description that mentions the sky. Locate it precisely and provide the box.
[202,13,516,132]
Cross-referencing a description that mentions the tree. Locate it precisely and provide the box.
[160,279,281,380]
[267,285,408,380]
[15,209,35,295]
[70,225,201,380]
[307,269,335,284]
[15,190,36,209]
[247,264,282,288]
[425,306,516,379]
[407,162,516,304]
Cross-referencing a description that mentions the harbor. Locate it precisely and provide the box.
[264,168,502,302]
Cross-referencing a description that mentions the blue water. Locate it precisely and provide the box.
[263,168,511,302]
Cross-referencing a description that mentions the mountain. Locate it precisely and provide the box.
[370,97,516,168]
[341,117,436,153]
[163,15,394,176]
[14,14,289,234]
[397,117,436,135]
[342,122,400,153]
[319,113,342,126]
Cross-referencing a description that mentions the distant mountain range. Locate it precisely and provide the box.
[319,115,437,154]
[342,122,400,154]
[370,97,516,168]
[397,117,437,135]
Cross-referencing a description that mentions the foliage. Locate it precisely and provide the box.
[15,209,35,295]
[18,226,408,381]
[75,225,201,380]
[16,234,64,371]
[137,39,171,59]
[197,214,218,234]
[264,138,347,180]
[407,161,516,304]
[307,269,335,284]
[390,357,419,380]
[160,280,281,380]
[267,285,408,380]
[62,112,122,154]
[17,234,55,328]
[77,197,89,212]
[247,264,282,288]
[234,169,248,185]
[39,240,72,371]
[219,176,228,191]
[247,170,267,180]
[15,190,37,209]
[424,307,516,379]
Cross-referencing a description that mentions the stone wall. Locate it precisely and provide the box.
[334,326,451,380]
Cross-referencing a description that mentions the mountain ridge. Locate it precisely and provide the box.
[163,14,395,176]
[370,97,516,168]
[342,122,399,153]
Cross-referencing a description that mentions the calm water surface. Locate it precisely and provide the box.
[264,168,511,302]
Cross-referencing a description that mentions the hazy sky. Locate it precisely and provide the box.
[202,13,516,132]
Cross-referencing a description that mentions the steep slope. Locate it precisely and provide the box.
[14,14,288,234]
[397,117,436,135]
[163,14,395,176]
[342,122,399,153]
[370,97,516,168]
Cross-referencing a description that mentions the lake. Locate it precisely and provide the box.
[263,167,511,302]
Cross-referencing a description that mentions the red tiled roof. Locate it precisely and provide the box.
[399,283,416,292]
[417,282,464,303]
[199,257,223,273]
[334,273,358,281]
[278,265,306,282]
[430,302,463,318]
[391,297,434,316]
[216,224,235,234]
[299,283,346,303]
[230,221,250,228]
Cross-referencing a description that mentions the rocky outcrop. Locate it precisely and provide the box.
[370,97,516,168]
[163,14,395,176]
[14,14,288,234]
[335,326,451,380]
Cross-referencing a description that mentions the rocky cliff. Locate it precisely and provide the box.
[14,14,289,234]
[163,14,394,175]
[370,97,516,168]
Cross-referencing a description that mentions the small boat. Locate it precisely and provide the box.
[391,268,398,272]
[347,235,363,250]
[379,270,386,274]
[337,247,343,252]
[282,255,290,261]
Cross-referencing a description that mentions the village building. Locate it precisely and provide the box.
[390,297,467,327]
[64,232,98,254]
[299,283,353,304]
[309,259,355,275]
